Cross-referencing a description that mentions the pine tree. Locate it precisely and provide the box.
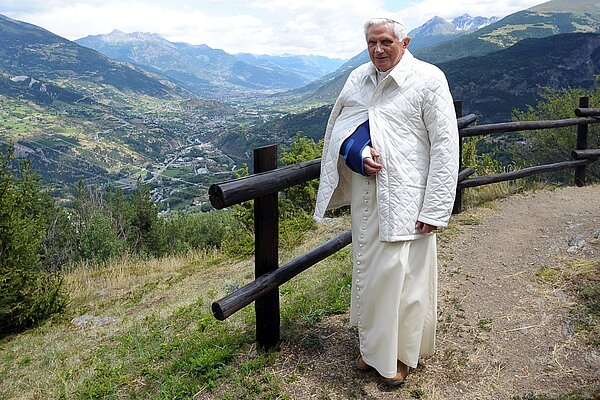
[0,146,67,334]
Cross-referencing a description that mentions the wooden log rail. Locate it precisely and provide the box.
[209,159,320,210]
[575,107,600,117]
[572,149,600,159]
[208,97,599,350]
[455,99,599,189]
[459,159,593,188]
[213,231,353,320]
[212,168,475,322]
[459,117,598,137]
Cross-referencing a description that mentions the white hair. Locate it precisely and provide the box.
[364,18,407,41]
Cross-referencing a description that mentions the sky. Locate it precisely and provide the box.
[0,0,546,59]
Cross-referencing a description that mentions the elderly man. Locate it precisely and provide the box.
[313,17,459,386]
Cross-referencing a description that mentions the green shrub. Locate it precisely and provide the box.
[163,210,244,254]
[280,134,323,216]
[79,213,125,261]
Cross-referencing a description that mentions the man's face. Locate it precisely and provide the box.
[366,23,409,72]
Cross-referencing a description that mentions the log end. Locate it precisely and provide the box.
[212,301,226,321]
[208,184,226,209]
[458,167,476,182]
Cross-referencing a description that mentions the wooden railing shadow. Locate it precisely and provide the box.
[208,96,600,349]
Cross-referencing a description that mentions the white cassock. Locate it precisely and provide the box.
[349,172,437,379]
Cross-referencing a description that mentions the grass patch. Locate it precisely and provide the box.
[537,266,567,285]
[458,213,482,226]
[573,282,600,347]
[280,246,352,328]
[163,167,194,178]
[0,216,354,399]
[74,303,250,399]
[537,258,600,347]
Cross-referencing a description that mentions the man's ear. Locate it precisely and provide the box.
[403,36,411,48]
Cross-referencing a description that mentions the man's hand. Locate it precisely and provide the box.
[364,147,383,176]
[415,221,437,234]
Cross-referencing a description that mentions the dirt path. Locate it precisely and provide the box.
[272,185,600,399]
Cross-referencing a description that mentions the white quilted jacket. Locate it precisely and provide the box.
[313,50,459,241]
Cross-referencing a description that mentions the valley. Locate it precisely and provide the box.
[0,88,294,211]
[2,0,600,212]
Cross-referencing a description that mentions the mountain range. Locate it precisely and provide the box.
[408,14,499,50]
[0,12,237,205]
[416,0,600,64]
[0,14,173,102]
[75,31,344,98]
[73,14,493,100]
[2,0,600,209]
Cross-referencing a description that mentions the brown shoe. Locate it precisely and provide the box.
[355,355,373,372]
[382,361,409,387]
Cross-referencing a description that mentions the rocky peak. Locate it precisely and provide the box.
[451,14,499,32]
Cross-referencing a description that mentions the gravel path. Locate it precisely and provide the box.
[271,185,600,399]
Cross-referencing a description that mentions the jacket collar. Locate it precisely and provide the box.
[363,49,414,88]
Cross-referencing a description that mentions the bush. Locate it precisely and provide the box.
[461,136,522,206]
[79,213,125,262]
[162,210,244,254]
[280,134,323,216]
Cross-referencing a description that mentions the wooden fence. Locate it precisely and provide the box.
[208,96,600,349]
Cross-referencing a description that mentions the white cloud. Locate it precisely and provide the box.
[0,0,547,59]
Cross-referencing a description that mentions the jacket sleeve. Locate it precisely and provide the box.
[313,71,357,222]
[418,68,459,227]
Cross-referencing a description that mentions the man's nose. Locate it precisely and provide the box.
[375,43,384,53]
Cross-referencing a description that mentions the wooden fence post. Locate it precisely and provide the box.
[575,96,589,187]
[453,100,463,214]
[253,145,280,349]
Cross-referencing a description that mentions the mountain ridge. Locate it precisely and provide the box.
[76,31,344,98]
[0,13,173,99]
[414,0,600,64]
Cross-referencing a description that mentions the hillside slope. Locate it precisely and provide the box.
[445,32,600,121]
[415,0,600,64]
[0,14,241,206]
[1,184,598,399]
[0,14,171,98]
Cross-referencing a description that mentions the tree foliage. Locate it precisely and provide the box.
[279,133,323,216]
[0,146,67,334]
[512,87,600,183]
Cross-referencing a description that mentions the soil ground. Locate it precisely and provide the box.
[265,185,600,399]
